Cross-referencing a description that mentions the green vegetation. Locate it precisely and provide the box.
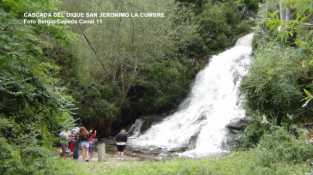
[176,0,262,57]
[59,0,261,135]
[239,0,313,166]
[241,45,305,125]
[241,0,313,131]
[1,0,313,174]
[59,0,202,135]
[57,154,309,175]
[0,1,75,174]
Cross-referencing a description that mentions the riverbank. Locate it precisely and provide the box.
[55,150,311,175]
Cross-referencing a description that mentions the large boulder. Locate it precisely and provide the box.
[226,118,250,132]
[223,117,251,150]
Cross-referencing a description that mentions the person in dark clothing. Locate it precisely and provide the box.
[115,129,128,157]
[73,140,80,160]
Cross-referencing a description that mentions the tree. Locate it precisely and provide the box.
[0,1,76,174]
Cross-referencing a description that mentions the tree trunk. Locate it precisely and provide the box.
[97,142,106,161]
[279,0,291,21]
[276,115,282,126]
[279,0,284,20]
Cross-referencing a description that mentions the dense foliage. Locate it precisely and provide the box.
[241,0,313,145]
[57,0,200,135]
[58,0,261,136]
[175,0,262,58]
[0,1,75,174]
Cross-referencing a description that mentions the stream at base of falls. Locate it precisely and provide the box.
[93,140,227,161]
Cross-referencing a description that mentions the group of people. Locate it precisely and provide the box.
[59,127,129,161]
[59,127,97,162]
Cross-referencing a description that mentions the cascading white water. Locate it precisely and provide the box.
[130,33,254,157]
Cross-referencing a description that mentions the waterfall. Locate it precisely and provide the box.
[130,33,254,158]
[128,119,144,138]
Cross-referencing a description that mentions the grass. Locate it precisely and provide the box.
[54,150,311,175]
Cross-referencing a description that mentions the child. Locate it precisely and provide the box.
[79,127,90,162]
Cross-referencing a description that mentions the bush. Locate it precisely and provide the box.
[243,0,313,126]
[240,114,271,148]
[0,2,75,175]
[255,127,313,166]
[241,44,305,124]
[0,138,23,175]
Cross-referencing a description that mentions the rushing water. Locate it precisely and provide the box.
[130,34,254,158]
[128,119,144,137]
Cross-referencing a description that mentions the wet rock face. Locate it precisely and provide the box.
[223,118,250,150]
[227,118,250,131]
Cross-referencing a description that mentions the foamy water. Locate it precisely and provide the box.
[130,34,254,157]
